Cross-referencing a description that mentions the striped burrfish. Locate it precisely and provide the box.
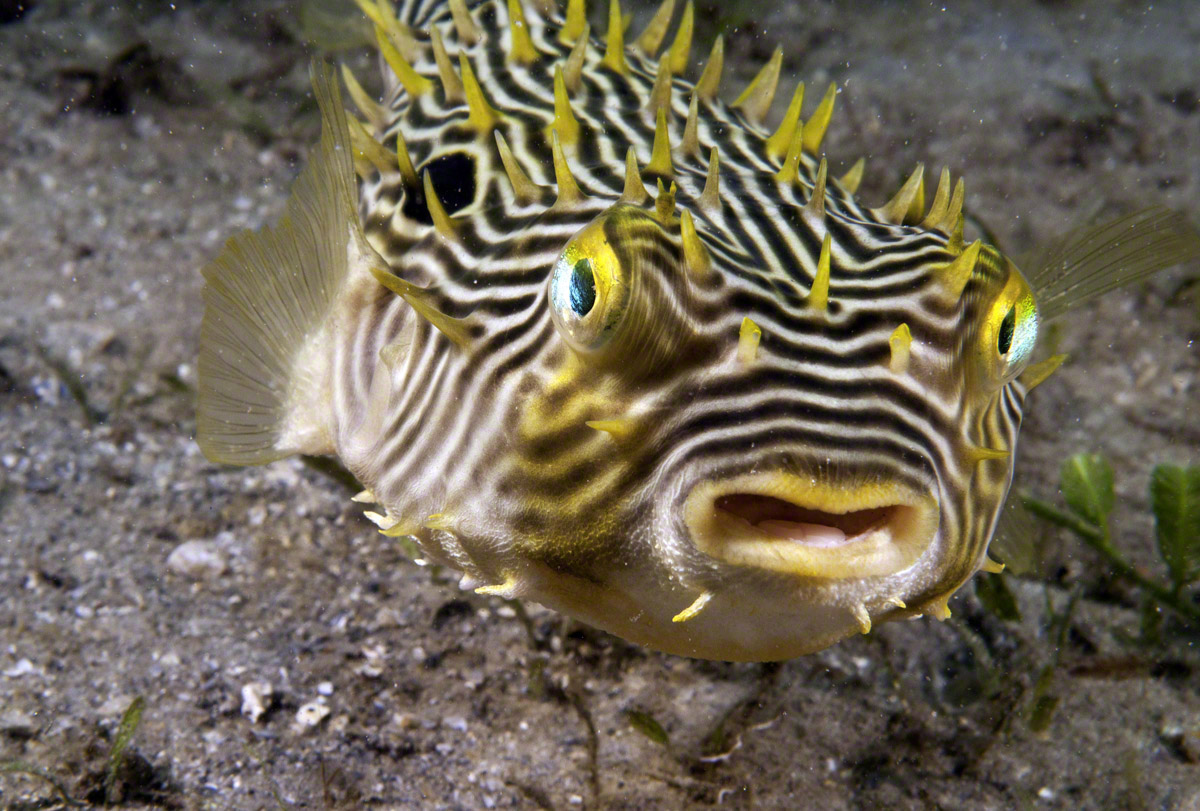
[196,0,1200,660]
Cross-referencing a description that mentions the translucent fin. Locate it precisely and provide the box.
[197,62,363,465]
[1028,207,1200,321]
[987,492,1042,576]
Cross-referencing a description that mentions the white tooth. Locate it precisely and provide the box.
[757,520,848,547]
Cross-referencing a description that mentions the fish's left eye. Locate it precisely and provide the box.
[549,230,630,354]
[547,204,699,375]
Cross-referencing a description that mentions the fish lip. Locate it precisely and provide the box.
[682,473,939,580]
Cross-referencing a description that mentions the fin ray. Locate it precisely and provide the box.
[198,62,363,465]
[1028,207,1200,320]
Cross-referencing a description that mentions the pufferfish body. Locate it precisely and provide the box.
[196,0,1199,660]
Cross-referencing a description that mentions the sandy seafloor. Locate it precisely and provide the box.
[1,0,1199,808]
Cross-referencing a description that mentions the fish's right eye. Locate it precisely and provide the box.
[977,262,1039,387]
[997,306,1016,355]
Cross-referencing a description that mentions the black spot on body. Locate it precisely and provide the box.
[402,152,477,224]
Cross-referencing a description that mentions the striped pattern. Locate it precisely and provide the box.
[327,0,1041,659]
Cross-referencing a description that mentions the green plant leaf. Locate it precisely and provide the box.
[1027,692,1060,733]
[1150,464,1200,587]
[1026,664,1060,733]
[975,572,1021,621]
[987,496,1043,576]
[1060,453,1114,526]
[625,709,670,747]
[105,695,145,804]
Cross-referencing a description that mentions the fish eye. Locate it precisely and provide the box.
[981,271,1039,385]
[549,222,631,353]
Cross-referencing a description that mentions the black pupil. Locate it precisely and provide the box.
[569,258,596,316]
[998,306,1016,355]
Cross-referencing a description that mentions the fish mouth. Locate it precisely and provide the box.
[683,473,938,579]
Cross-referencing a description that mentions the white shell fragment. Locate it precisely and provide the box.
[292,699,331,733]
[240,681,274,724]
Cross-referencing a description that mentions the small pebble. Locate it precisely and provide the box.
[241,681,273,724]
[0,710,38,739]
[166,540,227,581]
[293,700,330,732]
[2,659,36,678]
[1161,724,1200,763]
